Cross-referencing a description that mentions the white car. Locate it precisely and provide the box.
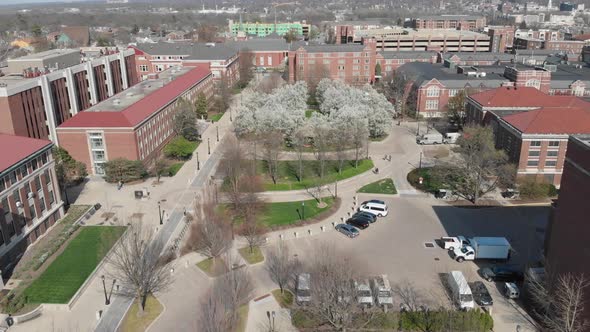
[358,201,388,217]
[440,236,470,251]
[296,273,311,304]
[355,279,374,307]
[371,275,393,307]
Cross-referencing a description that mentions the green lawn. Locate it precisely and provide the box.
[259,159,374,191]
[358,178,397,194]
[120,295,163,332]
[238,246,264,264]
[196,257,228,277]
[305,109,316,118]
[271,289,294,308]
[23,226,126,304]
[210,113,223,122]
[236,304,249,332]
[407,167,442,193]
[166,162,184,176]
[259,197,335,227]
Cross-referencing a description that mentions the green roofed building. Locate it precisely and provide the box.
[229,21,310,38]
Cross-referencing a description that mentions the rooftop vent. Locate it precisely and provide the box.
[113,99,121,105]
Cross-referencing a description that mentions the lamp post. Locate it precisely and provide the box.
[335,180,338,198]
[266,311,276,332]
[207,138,211,155]
[301,201,305,220]
[158,201,165,225]
[216,126,219,142]
[196,152,200,171]
[419,152,423,170]
[101,275,116,305]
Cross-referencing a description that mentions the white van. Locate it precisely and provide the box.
[371,275,393,307]
[296,273,311,304]
[444,133,461,144]
[358,202,388,217]
[447,271,475,310]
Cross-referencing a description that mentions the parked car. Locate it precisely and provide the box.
[361,199,385,205]
[479,266,524,282]
[335,224,359,238]
[352,211,377,223]
[358,201,388,217]
[503,282,520,299]
[296,273,311,304]
[371,275,393,308]
[355,279,374,307]
[469,281,493,306]
[346,217,370,229]
[440,236,470,251]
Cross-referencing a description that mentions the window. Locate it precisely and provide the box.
[323,60,330,65]
[39,197,46,213]
[49,190,55,205]
[548,141,560,147]
[530,141,541,147]
[545,160,557,167]
[426,86,440,97]
[24,182,31,195]
[41,153,47,164]
[0,177,5,192]
[308,60,315,65]
[20,165,28,177]
[527,160,539,167]
[528,150,540,157]
[426,100,439,110]
[525,79,541,89]
[93,151,105,161]
[139,65,148,72]
[29,203,35,220]
[338,65,345,70]
[449,89,458,97]
[9,172,16,185]
[547,150,559,157]
[34,176,41,192]
[31,158,38,170]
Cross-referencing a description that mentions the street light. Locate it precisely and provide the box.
[266,310,276,332]
[301,201,305,220]
[216,126,219,142]
[196,152,200,171]
[208,138,211,155]
[158,201,165,225]
[419,152,423,170]
[101,275,116,305]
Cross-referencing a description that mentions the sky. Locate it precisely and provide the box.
[1,0,88,5]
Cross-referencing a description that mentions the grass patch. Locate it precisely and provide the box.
[305,109,316,118]
[236,304,249,332]
[259,197,335,227]
[238,246,264,265]
[259,159,374,191]
[271,289,294,308]
[196,257,228,277]
[210,113,223,122]
[23,226,125,304]
[166,162,184,176]
[358,178,397,194]
[407,167,442,193]
[120,295,163,332]
[369,134,388,142]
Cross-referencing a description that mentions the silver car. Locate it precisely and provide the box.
[336,224,359,238]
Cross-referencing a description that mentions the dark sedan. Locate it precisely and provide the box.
[479,266,524,282]
[346,217,370,230]
[352,212,377,223]
[470,281,493,306]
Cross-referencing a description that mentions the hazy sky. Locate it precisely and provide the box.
[1,0,87,5]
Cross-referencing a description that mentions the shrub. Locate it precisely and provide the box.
[407,167,443,193]
[164,137,197,160]
[518,179,558,199]
[166,163,184,176]
[104,158,147,183]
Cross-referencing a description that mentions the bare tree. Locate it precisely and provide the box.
[255,72,283,94]
[185,190,232,259]
[198,264,254,332]
[239,219,267,253]
[238,49,255,89]
[266,241,296,294]
[292,128,308,182]
[432,125,515,204]
[261,131,283,185]
[350,121,369,168]
[221,134,246,200]
[331,127,351,174]
[527,269,589,332]
[306,244,367,331]
[312,124,331,179]
[107,223,173,312]
[378,70,415,120]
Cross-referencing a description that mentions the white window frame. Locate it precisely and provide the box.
[426,86,440,97]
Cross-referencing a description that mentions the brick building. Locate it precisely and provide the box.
[333,21,382,44]
[514,38,584,58]
[228,21,310,39]
[129,42,239,85]
[226,38,290,69]
[487,26,515,53]
[0,49,137,143]
[288,39,378,86]
[467,87,590,186]
[376,51,438,76]
[342,28,491,52]
[56,66,213,175]
[503,65,552,93]
[0,134,64,273]
[441,52,514,66]
[545,134,590,329]
[410,15,486,30]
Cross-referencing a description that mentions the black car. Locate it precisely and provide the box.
[470,281,493,306]
[346,217,370,230]
[479,266,524,282]
[353,211,377,223]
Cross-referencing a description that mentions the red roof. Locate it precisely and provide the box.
[0,134,52,173]
[502,107,590,134]
[470,87,590,108]
[59,66,211,128]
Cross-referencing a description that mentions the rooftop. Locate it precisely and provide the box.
[379,50,437,59]
[132,42,237,60]
[397,62,508,88]
[293,43,366,53]
[415,15,484,20]
[443,52,514,61]
[502,106,590,134]
[358,28,489,39]
[7,49,79,61]
[470,86,590,108]
[59,66,211,128]
[0,134,52,174]
[226,38,289,52]
[571,134,590,149]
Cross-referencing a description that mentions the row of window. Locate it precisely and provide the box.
[529,140,560,147]
[529,150,559,157]
[527,160,558,167]
[0,152,50,193]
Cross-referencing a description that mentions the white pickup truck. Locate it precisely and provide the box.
[440,236,470,251]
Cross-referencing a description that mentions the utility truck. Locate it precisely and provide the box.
[451,237,511,262]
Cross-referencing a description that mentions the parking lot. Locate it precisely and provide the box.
[276,194,548,331]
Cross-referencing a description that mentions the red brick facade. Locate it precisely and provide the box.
[411,16,486,30]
